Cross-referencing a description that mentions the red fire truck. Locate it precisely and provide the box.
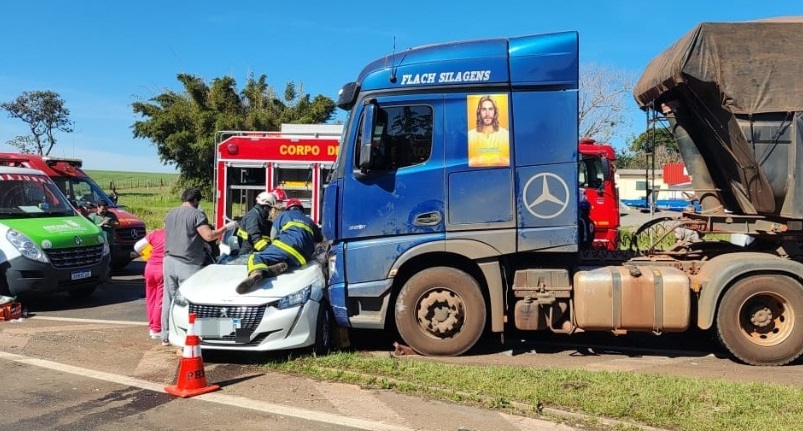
[578,138,620,250]
[213,124,342,227]
[0,153,147,268]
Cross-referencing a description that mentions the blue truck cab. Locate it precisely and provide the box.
[323,32,581,355]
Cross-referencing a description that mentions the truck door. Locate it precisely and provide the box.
[341,95,443,242]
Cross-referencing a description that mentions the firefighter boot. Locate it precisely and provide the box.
[235,263,289,294]
[235,270,266,294]
[266,262,288,277]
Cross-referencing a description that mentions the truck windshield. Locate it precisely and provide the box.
[579,156,605,189]
[0,176,76,218]
[51,177,116,208]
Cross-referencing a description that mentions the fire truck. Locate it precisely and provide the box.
[0,153,147,269]
[213,124,342,227]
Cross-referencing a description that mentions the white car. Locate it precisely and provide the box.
[167,251,332,355]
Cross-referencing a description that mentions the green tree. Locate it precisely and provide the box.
[0,90,73,155]
[617,127,682,169]
[131,74,336,195]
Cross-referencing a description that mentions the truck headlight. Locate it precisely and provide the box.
[277,285,312,310]
[7,230,48,263]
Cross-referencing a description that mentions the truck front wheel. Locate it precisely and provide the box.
[716,274,803,366]
[395,267,486,356]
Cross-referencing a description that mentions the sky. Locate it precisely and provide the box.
[0,1,800,173]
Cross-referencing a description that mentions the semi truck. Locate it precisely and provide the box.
[0,153,147,269]
[321,20,803,366]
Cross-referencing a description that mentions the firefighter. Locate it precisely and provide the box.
[235,198,323,294]
[235,188,287,255]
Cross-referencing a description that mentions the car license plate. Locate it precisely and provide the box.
[71,269,91,280]
[197,318,238,338]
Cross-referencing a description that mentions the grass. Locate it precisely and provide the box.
[267,352,803,431]
[83,169,803,430]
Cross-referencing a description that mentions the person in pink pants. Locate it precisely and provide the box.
[135,228,166,339]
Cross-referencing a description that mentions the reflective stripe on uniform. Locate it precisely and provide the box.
[235,228,249,240]
[273,239,306,265]
[247,254,269,273]
[280,220,314,235]
[254,237,270,251]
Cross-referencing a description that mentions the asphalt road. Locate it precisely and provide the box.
[3,256,801,431]
[1,263,585,431]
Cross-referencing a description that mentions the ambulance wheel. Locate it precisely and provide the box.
[68,285,97,299]
[312,302,333,357]
[716,274,803,366]
[395,267,486,356]
[0,275,10,297]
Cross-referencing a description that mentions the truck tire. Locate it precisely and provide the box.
[395,267,486,356]
[716,274,803,366]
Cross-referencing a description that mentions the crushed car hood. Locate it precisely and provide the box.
[179,262,325,305]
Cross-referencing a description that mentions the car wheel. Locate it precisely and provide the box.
[312,302,333,357]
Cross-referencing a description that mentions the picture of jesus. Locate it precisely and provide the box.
[467,94,510,167]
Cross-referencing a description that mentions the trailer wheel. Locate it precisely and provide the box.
[716,274,803,366]
[395,267,486,356]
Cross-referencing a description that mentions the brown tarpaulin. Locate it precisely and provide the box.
[635,18,803,114]
[633,18,803,218]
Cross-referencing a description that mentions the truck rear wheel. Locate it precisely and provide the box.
[394,267,486,356]
[716,274,803,366]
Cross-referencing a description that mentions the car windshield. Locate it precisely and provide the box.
[0,174,76,218]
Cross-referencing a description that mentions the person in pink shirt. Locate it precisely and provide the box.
[135,228,166,339]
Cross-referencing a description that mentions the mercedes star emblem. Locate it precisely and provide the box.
[522,172,570,219]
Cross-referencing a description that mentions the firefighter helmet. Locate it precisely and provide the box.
[284,198,304,210]
[255,191,277,206]
[269,187,287,202]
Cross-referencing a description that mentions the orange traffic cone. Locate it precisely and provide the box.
[165,313,220,398]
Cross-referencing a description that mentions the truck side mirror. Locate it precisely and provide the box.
[357,103,377,175]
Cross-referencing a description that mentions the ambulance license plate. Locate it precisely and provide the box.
[71,269,92,280]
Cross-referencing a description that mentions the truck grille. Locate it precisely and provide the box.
[45,245,105,269]
[188,303,267,340]
[114,226,146,244]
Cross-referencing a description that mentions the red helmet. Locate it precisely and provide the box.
[269,187,287,202]
[284,198,304,210]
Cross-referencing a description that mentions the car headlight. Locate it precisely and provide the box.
[174,290,189,307]
[7,230,48,263]
[276,285,312,310]
[328,254,337,277]
[99,235,110,256]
